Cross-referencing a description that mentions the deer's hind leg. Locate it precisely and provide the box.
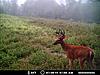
[79,58,86,70]
[86,51,96,69]
[86,58,96,69]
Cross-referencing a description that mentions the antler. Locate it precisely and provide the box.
[55,28,65,39]
[61,29,65,36]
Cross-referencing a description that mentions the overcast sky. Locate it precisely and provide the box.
[17,0,67,6]
[17,0,26,5]
[17,0,87,6]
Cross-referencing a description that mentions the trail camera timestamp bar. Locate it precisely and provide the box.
[27,70,96,75]
[0,70,97,75]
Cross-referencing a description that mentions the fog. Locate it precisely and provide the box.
[0,0,100,23]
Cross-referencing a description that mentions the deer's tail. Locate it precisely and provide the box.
[90,51,94,62]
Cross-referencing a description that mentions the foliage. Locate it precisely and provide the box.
[0,14,100,70]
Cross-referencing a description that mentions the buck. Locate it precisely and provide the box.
[53,29,95,70]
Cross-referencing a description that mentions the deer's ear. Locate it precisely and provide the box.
[60,36,69,40]
[59,35,65,40]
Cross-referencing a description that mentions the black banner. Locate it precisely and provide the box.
[0,70,99,75]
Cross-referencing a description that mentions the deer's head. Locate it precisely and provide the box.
[53,29,65,45]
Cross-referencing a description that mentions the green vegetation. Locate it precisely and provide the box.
[0,14,100,70]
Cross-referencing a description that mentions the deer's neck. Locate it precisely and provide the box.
[60,40,67,50]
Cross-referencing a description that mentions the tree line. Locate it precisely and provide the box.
[0,0,100,23]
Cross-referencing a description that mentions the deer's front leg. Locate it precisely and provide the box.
[68,59,73,70]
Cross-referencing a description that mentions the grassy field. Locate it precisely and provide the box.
[0,14,100,70]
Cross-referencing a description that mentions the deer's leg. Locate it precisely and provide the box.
[87,52,96,70]
[79,58,85,70]
[87,59,96,70]
[68,59,74,70]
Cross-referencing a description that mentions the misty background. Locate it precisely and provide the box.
[0,0,100,23]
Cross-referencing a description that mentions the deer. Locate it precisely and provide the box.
[53,29,95,70]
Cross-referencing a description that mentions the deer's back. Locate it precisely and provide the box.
[65,44,93,59]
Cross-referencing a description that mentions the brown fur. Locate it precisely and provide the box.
[53,38,95,70]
